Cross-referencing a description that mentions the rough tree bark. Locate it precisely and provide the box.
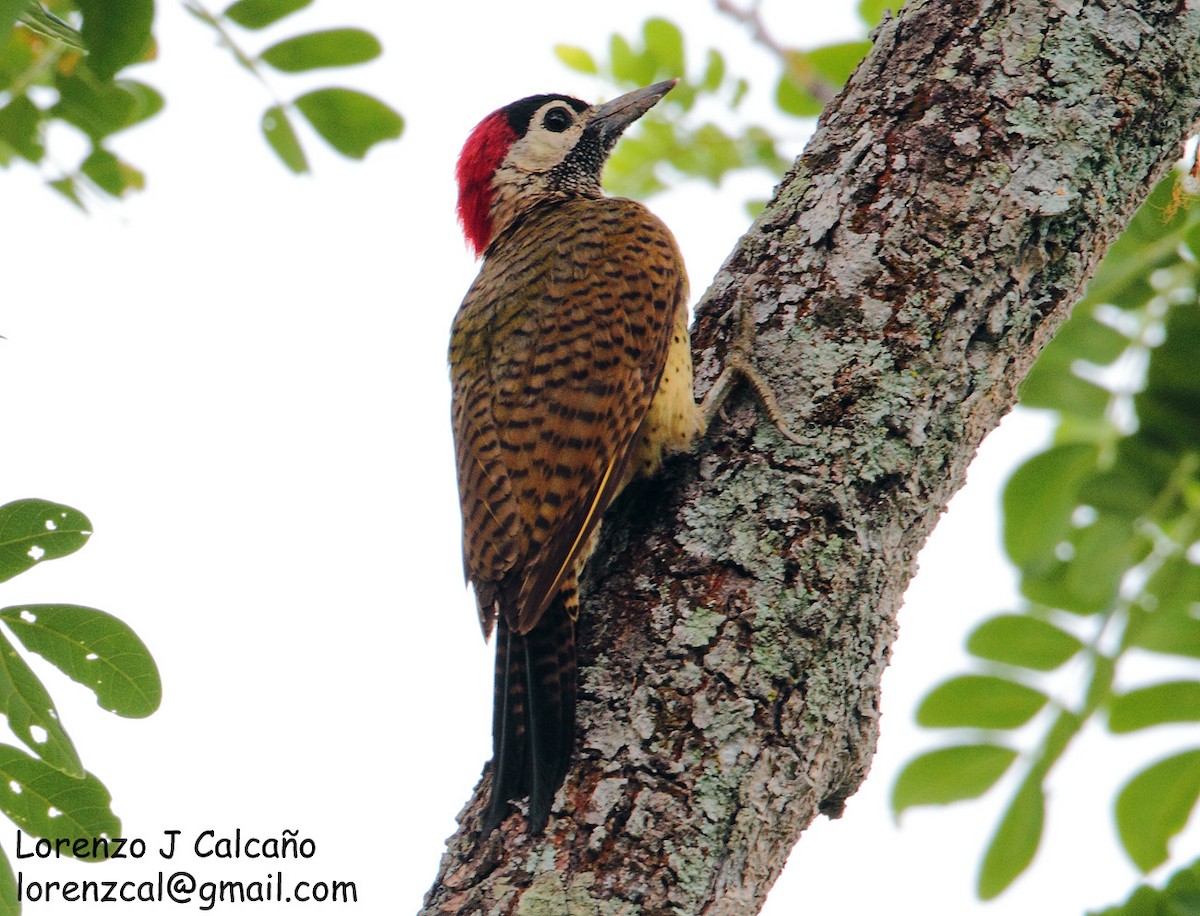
[422,0,1200,912]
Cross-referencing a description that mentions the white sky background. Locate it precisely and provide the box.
[1,1,1196,913]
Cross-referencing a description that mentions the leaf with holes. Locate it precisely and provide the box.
[967,614,1084,671]
[259,29,381,73]
[917,675,1048,730]
[979,778,1045,899]
[0,627,81,776]
[892,744,1018,816]
[1116,750,1200,873]
[0,744,119,848]
[0,606,160,718]
[293,88,402,159]
[0,500,92,584]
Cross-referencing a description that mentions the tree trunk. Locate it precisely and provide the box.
[421,0,1200,912]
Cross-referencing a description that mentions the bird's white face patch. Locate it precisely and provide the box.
[502,100,587,173]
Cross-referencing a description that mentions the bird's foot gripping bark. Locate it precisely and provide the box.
[699,294,803,445]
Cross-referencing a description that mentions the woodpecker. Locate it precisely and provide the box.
[450,79,799,835]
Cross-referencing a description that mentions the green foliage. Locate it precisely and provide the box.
[0,3,155,203]
[75,0,153,80]
[556,15,834,201]
[1091,857,1200,916]
[186,1,401,172]
[1,1,399,203]
[858,0,906,27]
[0,499,161,909]
[896,170,1200,902]
[0,0,22,38]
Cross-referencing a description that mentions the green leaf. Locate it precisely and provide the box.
[642,17,684,77]
[17,3,84,49]
[775,61,824,117]
[1129,605,1200,660]
[0,744,119,847]
[553,44,597,75]
[81,147,144,197]
[892,744,1017,815]
[75,0,155,81]
[48,176,84,209]
[52,72,136,141]
[262,104,307,173]
[0,605,161,718]
[223,0,312,29]
[1056,514,1139,614]
[1081,173,1193,310]
[1079,436,1178,519]
[1116,750,1200,873]
[293,87,403,159]
[259,28,381,73]
[967,614,1084,671]
[702,49,725,92]
[1090,857,1200,916]
[117,78,164,128]
[1017,310,1129,418]
[1137,304,1200,450]
[609,32,654,87]
[0,0,24,38]
[0,500,91,584]
[0,94,43,162]
[1110,682,1200,733]
[1003,443,1099,568]
[806,41,871,87]
[0,627,82,776]
[917,675,1048,729]
[0,845,16,916]
[979,779,1045,899]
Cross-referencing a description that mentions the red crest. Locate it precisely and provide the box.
[455,111,516,257]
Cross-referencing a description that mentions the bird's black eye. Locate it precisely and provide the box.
[541,106,573,132]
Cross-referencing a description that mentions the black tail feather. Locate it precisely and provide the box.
[483,596,576,833]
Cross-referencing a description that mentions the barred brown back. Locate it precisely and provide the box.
[450,194,691,832]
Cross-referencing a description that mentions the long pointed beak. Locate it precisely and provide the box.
[588,79,677,148]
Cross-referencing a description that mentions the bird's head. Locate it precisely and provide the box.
[455,79,676,257]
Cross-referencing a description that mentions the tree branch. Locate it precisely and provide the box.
[421,0,1200,912]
